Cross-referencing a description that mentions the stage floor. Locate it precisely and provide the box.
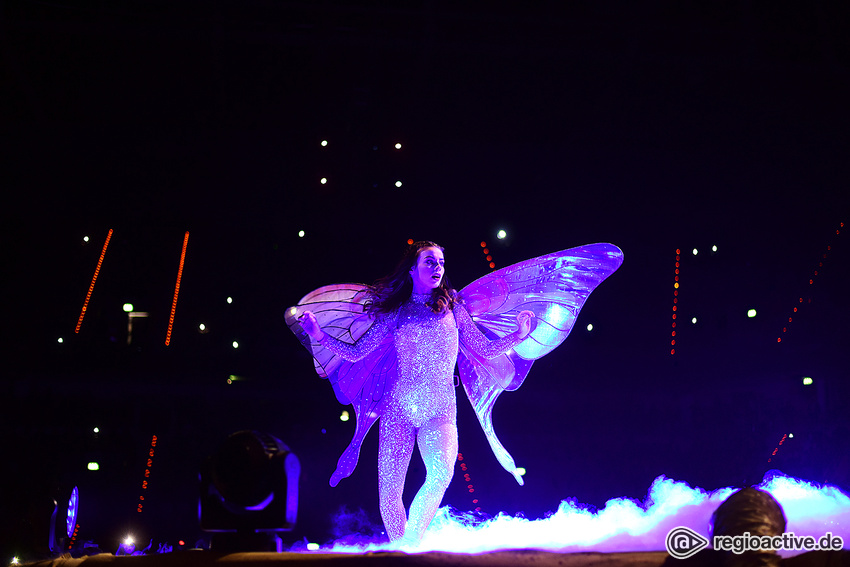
[31,550,671,567]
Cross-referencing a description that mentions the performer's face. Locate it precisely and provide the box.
[410,246,445,293]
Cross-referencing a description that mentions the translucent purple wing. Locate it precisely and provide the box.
[457,243,623,484]
[461,242,624,367]
[285,284,396,486]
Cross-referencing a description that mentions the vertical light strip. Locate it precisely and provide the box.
[670,248,681,355]
[75,229,114,333]
[137,435,158,513]
[165,232,190,346]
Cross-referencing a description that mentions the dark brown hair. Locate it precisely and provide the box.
[710,487,786,567]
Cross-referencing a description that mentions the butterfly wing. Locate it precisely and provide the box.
[457,243,624,483]
[285,284,396,485]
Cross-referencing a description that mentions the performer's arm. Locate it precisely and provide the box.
[300,310,392,362]
[454,304,534,359]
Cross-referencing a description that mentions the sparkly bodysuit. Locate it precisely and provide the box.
[319,292,522,541]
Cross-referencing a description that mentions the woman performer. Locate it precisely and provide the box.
[299,241,534,543]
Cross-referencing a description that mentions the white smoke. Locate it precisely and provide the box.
[322,473,849,556]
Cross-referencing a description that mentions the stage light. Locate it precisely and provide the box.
[93,427,99,433]
[123,303,134,312]
[747,309,757,318]
[691,317,697,324]
[802,377,813,385]
[87,462,99,471]
[232,341,239,349]
[789,433,794,438]
[395,180,402,187]
[124,536,134,546]
[67,487,79,540]
[497,230,507,239]
[586,324,593,331]
[58,338,64,343]
[298,230,305,237]
[320,140,328,147]
[712,245,718,252]
[340,410,350,422]
[11,557,19,565]
[307,543,320,551]
[200,431,300,551]
[227,297,233,304]
[320,177,327,185]
[395,142,402,149]
[516,467,526,476]
[289,307,297,316]
[199,323,206,331]
[692,248,698,255]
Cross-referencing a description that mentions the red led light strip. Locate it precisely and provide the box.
[670,248,681,355]
[75,229,113,333]
[165,232,190,346]
[68,523,80,549]
[457,452,481,512]
[776,221,844,344]
[137,435,157,513]
[767,433,788,463]
[480,241,495,270]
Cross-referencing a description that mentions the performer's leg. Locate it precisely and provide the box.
[404,419,458,541]
[377,415,416,541]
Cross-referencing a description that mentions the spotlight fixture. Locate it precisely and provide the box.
[200,431,300,551]
[49,486,80,555]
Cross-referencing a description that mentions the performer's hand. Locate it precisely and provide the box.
[516,310,535,339]
[300,311,326,342]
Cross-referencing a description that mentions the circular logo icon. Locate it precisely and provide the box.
[666,526,709,560]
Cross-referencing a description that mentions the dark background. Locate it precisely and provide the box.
[3,0,849,560]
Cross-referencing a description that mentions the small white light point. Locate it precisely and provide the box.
[124,537,134,546]
[199,323,206,331]
[83,236,89,243]
[320,177,328,185]
[747,309,757,318]
[87,462,100,471]
[692,248,699,256]
[497,229,507,239]
[232,341,239,349]
[307,543,320,551]
[298,230,305,237]
[802,377,813,385]
[93,427,100,433]
[320,140,328,147]
[515,467,526,477]
[789,433,794,438]
[123,303,134,312]
[395,180,402,188]
[340,410,350,422]
[394,142,402,150]
[691,317,697,324]
[58,337,64,343]
[712,245,718,252]
[586,323,593,331]
[226,297,233,304]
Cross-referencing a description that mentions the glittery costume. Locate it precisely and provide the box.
[286,243,624,540]
[318,294,523,539]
